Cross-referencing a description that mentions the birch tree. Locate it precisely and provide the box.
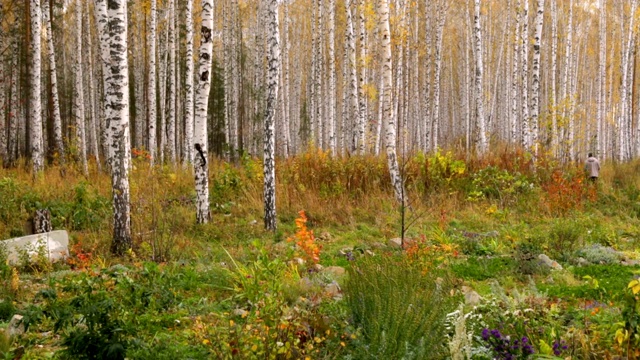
[520,0,530,149]
[264,0,280,230]
[432,1,447,152]
[328,0,337,155]
[105,0,132,255]
[43,0,64,163]
[30,0,44,173]
[148,0,158,165]
[74,0,87,174]
[194,0,214,224]
[379,0,403,203]
[474,0,487,154]
[597,0,605,158]
[511,0,520,145]
[346,0,359,153]
[619,0,637,161]
[529,0,544,154]
[183,0,194,165]
[166,0,177,164]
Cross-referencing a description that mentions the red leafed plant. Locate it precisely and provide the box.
[287,210,321,264]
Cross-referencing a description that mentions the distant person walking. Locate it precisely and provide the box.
[585,153,600,182]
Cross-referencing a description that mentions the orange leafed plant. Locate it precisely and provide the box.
[288,210,321,264]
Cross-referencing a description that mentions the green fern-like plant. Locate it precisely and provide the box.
[344,254,454,359]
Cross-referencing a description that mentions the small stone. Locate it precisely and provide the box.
[8,314,25,337]
[322,266,346,277]
[388,238,403,248]
[365,250,375,256]
[325,281,341,298]
[294,257,305,265]
[249,220,258,225]
[462,287,481,306]
[576,257,590,266]
[233,309,249,317]
[538,254,563,270]
[312,264,324,272]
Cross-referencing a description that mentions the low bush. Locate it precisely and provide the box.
[344,253,455,359]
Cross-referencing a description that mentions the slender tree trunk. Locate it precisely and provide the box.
[105,0,132,255]
[74,0,87,174]
[282,2,292,157]
[7,41,18,165]
[43,0,64,163]
[166,0,177,164]
[529,0,544,155]
[346,0,359,153]
[357,0,367,154]
[521,0,530,149]
[619,0,637,161]
[264,0,280,230]
[328,0,337,155]
[183,0,194,166]
[511,0,520,145]
[85,1,100,170]
[550,0,558,154]
[598,0,605,157]
[30,0,44,173]
[194,0,214,224]
[432,2,446,152]
[474,0,487,154]
[379,0,403,203]
[148,0,157,164]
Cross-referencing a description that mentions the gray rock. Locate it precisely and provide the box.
[461,286,482,306]
[8,314,25,337]
[233,309,249,317]
[538,254,563,270]
[322,266,346,277]
[576,257,590,266]
[325,281,341,299]
[1,230,69,265]
[312,264,324,272]
[388,238,403,248]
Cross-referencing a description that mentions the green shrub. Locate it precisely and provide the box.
[467,166,532,205]
[575,244,621,265]
[344,254,454,359]
[513,241,548,276]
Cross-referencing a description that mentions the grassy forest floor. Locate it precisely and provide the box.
[2,149,640,359]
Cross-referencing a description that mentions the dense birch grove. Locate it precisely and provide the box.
[1,0,640,240]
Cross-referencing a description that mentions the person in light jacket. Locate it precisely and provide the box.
[585,153,600,182]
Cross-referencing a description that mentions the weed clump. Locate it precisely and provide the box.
[345,253,455,359]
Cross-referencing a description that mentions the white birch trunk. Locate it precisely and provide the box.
[550,0,558,154]
[521,0,530,149]
[511,0,520,145]
[148,0,158,164]
[167,0,177,164]
[183,0,194,166]
[30,0,44,173]
[194,0,214,224]
[597,0,605,157]
[328,0,337,155]
[43,0,64,163]
[474,0,487,154]
[74,0,87,174]
[105,0,132,254]
[346,0,359,153]
[619,0,637,161]
[264,0,280,230]
[529,0,544,154]
[95,0,113,168]
[432,3,446,152]
[85,1,100,169]
[380,0,403,203]
[356,0,367,154]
